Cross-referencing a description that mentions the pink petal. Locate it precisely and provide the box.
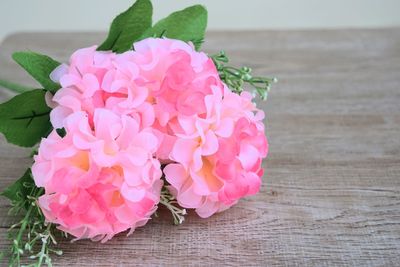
[80,202,105,224]
[238,144,260,170]
[164,163,188,191]
[50,107,71,129]
[60,74,80,88]
[170,138,198,164]
[201,131,218,156]
[50,63,68,83]
[114,205,135,224]
[245,172,262,195]
[121,183,146,202]
[178,116,197,135]
[93,109,121,141]
[215,118,234,138]
[155,132,176,161]
[137,102,155,128]
[68,190,91,214]
[177,184,203,209]
[82,73,100,97]
[131,131,158,152]
[192,148,203,171]
[195,199,219,218]
[122,166,143,187]
[101,70,116,92]
[117,115,140,149]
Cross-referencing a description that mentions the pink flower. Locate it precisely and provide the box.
[49,46,153,130]
[48,38,220,133]
[32,109,162,241]
[164,87,268,218]
[132,38,221,127]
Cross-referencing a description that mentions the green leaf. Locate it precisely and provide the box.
[98,0,153,53]
[1,169,35,204]
[0,89,52,147]
[140,5,207,50]
[0,79,34,94]
[12,51,61,93]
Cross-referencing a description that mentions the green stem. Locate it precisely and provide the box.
[9,187,45,266]
[37,223,52,267]
[211,51,277,100]
[15,206,33,243]
[11,203,33,266]
[159,191,186,225]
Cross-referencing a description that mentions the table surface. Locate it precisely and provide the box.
[0,29,399,266]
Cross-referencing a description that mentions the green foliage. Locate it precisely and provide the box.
[140,5,207,50]
[1,170,61,266]
[98,0,153,53]
[0,79,34,93]
[0,89,52,147]
[1,169,34,209]
[12,51,60,93]
[98,1,207,52]
[211,51,277,100]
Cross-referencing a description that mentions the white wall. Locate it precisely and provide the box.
[1,0,400,41]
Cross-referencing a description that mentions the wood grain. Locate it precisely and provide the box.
[1,29,400,266]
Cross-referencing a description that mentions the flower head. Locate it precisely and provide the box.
[32,109,162,241]
[49,38,220,130]
[164,87,268,217]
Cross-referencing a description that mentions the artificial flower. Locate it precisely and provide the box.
[164,86,268,217]
[32,109,162,241]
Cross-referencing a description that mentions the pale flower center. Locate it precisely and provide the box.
[198,157,223,192]
[70,151,90,171]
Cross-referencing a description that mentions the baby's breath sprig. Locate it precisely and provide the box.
[211,51,277,100]
[2,170,61,267]
[159,188,187,225]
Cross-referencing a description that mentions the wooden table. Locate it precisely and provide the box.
[1,29,400,266]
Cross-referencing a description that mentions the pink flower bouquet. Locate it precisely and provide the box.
[0,0,276,265]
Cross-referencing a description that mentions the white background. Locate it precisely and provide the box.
[1,0,400,41]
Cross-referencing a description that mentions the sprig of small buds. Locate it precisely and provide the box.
[5,184,60,267]
[159,188,187,225]
[211,51,277,100]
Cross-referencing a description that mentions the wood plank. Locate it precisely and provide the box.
[1,29,400,266]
